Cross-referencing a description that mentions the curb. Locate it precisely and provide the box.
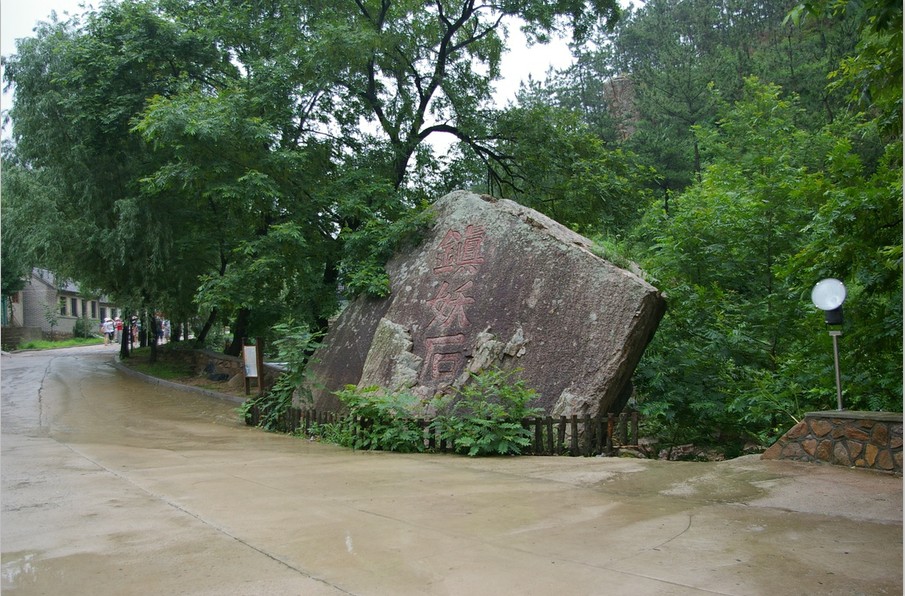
[111,358,247,405]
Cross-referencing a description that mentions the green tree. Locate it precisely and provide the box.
[544,0,859,205]
[4,0,623,355]
[2,3,224,359]
[0,148,46,303]
[488,100,655,234]
[789,0,902,136]
[634,79,901,450]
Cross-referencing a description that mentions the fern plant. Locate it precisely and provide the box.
[430,367,543,456]
[329,385,426,452]
[239,322,320,433]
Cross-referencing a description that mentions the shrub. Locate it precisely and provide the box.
[327,385,426,452]
[72,316,98,339]
[430,367,543,456]
[238,322,320,433]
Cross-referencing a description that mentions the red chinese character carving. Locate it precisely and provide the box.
[426,280,475,330]
[423,334,466,382]
[458,225,485,273]
[433,225,485,275]
[434,229,462,274]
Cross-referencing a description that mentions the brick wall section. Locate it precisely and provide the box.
[762,411,902,474]
[21,276,69,333]
[0,327,42,350]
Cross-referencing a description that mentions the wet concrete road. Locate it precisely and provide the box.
[1,346,901,595]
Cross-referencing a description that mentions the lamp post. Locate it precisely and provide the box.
[810,278,847,410]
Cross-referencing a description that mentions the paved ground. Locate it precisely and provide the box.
[1,345,901,595]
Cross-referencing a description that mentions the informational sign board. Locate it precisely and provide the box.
[242,338,265,395]
[243,345,258,378]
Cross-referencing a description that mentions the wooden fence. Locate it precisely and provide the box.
[245,405,641,457]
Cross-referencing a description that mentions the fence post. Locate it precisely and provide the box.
[606,413,615,455]
[545,416,554,455]
[558,416,567,454]
[533,418,542,455]
[570,415,579,455]
[418,418,427,451]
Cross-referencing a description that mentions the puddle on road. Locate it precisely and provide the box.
[1,552,38,589]
[36,354,246,449]
[594,459,783,505]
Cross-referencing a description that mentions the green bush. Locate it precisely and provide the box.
[429,368,543,456]
[238,322,320,433]
[327,385,426,452]
[72,316,98,339]
[315,368,544,456]
[267,365,544,457]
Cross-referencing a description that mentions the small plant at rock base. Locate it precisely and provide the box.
[239,322,320,433]
[329,385,426,453]
[240,373,301,432]
[430,367,543,457]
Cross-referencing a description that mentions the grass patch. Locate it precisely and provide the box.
[116,345,248,398]
[125,347,193,380]
[17,337,106,350]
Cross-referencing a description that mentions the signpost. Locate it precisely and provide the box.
[242,337,266,396]
[811,279,847,411]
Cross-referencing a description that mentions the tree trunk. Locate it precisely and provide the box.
[148,315,158,364]
[225,307,250,357]
[193,308,218,349]
[139,311,148,348]
[315,259,340,336]
[119,311,130,360]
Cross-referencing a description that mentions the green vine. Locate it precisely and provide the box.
[238,322,320,432]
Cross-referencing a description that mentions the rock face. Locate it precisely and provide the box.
[305,190,666,418]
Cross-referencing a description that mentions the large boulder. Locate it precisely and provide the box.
[305,191,665,418]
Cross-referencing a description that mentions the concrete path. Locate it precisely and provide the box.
[2,346,901,595]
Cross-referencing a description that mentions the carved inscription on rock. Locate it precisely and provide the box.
[304,190,666,419]
[420,224,486,384]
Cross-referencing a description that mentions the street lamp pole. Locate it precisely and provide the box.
[811,278,847,411]
[829,329,843,411]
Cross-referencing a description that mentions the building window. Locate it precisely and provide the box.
[60,298,67,316]
[91,301,97,319]
[71,298,78,317]
[81,300,87,317]
[100,307,106,321]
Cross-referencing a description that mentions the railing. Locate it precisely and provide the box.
[245,406,641,457]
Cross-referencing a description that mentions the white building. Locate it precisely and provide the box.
[2,269,120,346]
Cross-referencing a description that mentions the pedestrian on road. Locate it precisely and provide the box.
[101,317,115,346]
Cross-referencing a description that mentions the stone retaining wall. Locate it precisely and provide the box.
[158,347,281,393]
[1,327,43,351]
[762,411,902,474]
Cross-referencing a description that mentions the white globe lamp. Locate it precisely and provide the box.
[810,278,846,410]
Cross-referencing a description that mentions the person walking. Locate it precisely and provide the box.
[101,317,115,346]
